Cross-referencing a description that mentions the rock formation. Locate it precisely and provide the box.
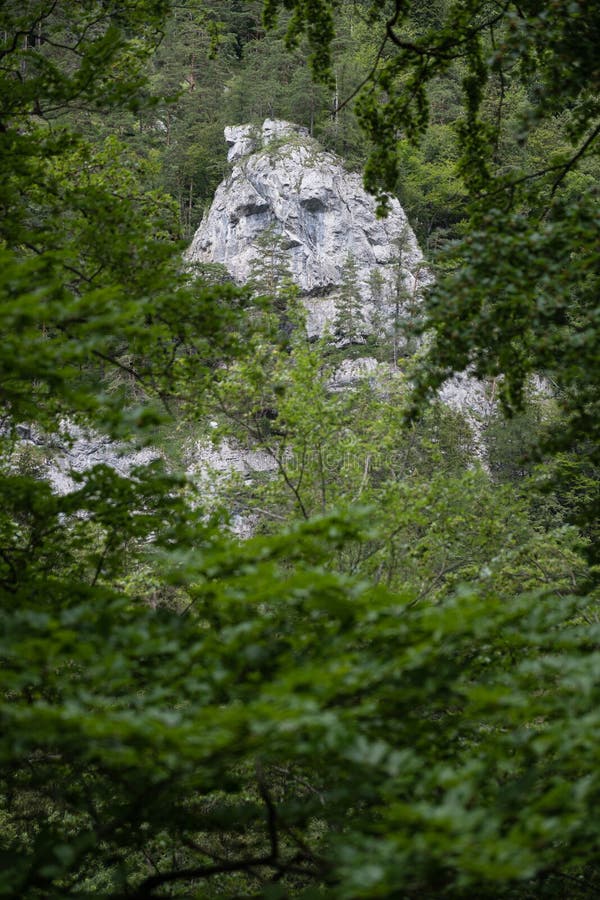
[187,119,429,337]
[10,422,159,495]
[32,121,488,500]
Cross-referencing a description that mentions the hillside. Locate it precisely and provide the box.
[1,2,599,898]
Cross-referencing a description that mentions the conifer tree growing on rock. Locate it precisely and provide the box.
[248,223,300,340]
[248,224,293,306]
[332,253,366,348]
[390,229,424,364]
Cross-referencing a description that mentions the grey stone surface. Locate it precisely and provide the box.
[187,119,430,337]
[188,435,277,479]
[16,421,161,495]
[329,357,380,390]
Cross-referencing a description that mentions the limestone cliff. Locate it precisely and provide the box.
[34,122,487,499]
[186,120,429,337]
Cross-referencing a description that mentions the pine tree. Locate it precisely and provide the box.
[333,253,366,346]
[248,223,300,342]
[367,267,389,354]
[248,225,293,301]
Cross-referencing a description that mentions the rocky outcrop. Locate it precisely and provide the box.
[11,422,160,495]
[25,122,483,501]
[187,120,429,337]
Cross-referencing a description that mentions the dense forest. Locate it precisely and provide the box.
[1,1,599,897]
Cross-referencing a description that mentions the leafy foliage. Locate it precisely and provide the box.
[2,1,600,898]
[264,0,600,556]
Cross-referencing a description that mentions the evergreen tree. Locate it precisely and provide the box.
[366,266,389,355]
[333,253,366,346]
[247,223,301,342]
[248,224,293,301]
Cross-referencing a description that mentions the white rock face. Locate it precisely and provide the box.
[188,437,276,479]
[439,373,495,462]
[329,357,380,391]
[187,119,429,337]
[12,422,160,495]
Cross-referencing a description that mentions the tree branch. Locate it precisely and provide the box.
[256,761,279,861]
[473,120,600,206]
[129,854,276,898]
[550,121,600,197]
[130,766,286,897]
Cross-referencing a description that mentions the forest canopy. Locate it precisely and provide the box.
[1,1,599,898]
